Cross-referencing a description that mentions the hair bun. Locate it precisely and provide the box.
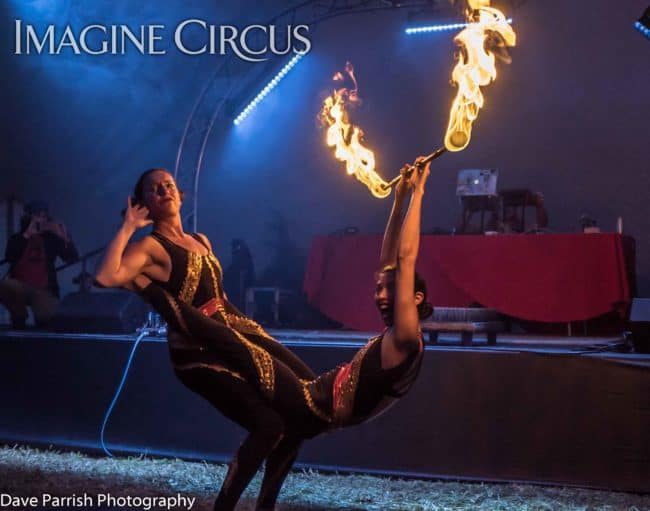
[418,301,433,320]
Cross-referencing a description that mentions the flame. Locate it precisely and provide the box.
[320,62,390,199]
[444,0,516,152]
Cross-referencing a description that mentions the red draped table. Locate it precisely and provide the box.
[303,233,635,331]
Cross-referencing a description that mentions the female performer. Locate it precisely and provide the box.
[95,169,316,510]
[97,157,431,510]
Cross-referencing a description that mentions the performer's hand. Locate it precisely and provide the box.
[408,156,431,195]
[394,164,411,202]
[123,197,153,231]
[23,217,40,238]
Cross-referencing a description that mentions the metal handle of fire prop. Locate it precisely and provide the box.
[381,147,447,191]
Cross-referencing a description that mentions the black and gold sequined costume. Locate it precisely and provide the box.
[149,280,423,434]
[146,231,313,383]
[142,232,317,511]
[305,330,423,428]
[140,233,424,510]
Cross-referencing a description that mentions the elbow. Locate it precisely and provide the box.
[397,251,416,267]
[94,271,117,288]
[398,238,417,261]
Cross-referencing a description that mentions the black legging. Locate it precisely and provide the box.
[172,360,304,510]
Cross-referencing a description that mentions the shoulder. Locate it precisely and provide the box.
[368,331,387,349]
[195,232,213,252]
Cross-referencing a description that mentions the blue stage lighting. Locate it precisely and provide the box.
[405,18,513,35]
[233,53,304,126]
[635,7,650,39]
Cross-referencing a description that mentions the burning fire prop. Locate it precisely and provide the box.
[320,0,515,197]
[319,62,391,199]
[444,0,516,152]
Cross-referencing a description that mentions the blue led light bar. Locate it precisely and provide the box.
[634,20,650,39]
[233,53,304,126]
[405,18,513,35]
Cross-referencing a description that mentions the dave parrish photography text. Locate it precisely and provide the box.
[0,492,196,510]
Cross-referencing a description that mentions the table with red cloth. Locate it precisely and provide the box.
[303,233,635,332]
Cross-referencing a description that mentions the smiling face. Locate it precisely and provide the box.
[374,268,427,326]
[374,270,395,326]
[139,170,182,220]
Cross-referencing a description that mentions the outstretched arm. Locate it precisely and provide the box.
[378,166,410,269]
[95,197,153,288]
[393,158,430,348]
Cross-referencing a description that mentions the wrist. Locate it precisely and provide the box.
[120,223,137,237]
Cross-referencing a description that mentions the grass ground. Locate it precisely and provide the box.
[1,445,648,510]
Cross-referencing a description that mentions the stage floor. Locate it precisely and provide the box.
[1,325,640,360]
[0,328,648,492]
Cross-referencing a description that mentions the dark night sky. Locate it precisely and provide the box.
[1,0,649,300]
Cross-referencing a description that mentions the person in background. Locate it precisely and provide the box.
[223,238,255,311]
[0,201,78,328]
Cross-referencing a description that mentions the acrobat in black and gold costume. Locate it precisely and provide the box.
[140,231,423,510]
[143,231,318,510]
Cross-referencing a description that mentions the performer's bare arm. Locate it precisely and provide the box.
[95,198,157,288]
[378,165,410,269]
[393,158,430,352]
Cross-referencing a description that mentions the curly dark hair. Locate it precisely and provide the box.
[376,266,433,320]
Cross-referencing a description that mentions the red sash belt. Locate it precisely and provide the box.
[198,297,225,317]
[332,362,352,413]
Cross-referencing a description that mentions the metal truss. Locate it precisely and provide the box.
[173,0,525,230]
